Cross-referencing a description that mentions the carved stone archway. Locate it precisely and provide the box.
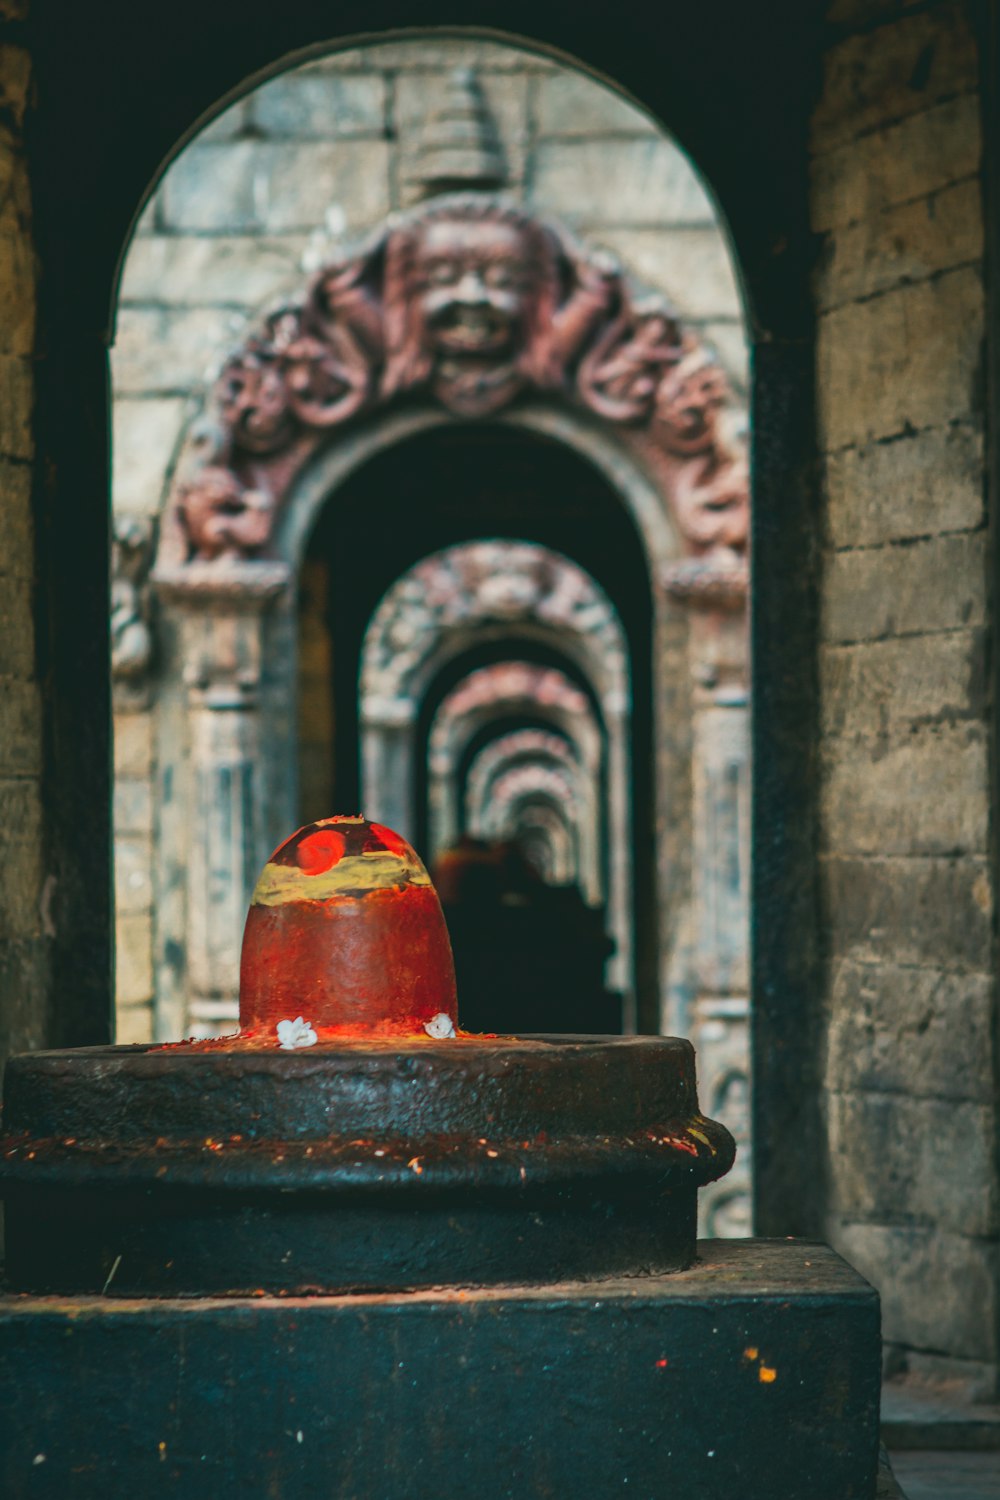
[154,192,747,577]
[423,660,611,981]
[465,727,594,897]
[360,539,624,801]
[147,189,748,1064]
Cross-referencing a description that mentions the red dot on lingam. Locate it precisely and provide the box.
[369,824,411,858]
[296,829,346,875]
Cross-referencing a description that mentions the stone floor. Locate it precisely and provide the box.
[888,1451,1000,1500]
[882,1376,1000,1499]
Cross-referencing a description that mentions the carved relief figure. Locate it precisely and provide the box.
[111,517,154,707]
[655,347,749,568]
[176,467,275,562]
[157,194,746,571]
[381,197,562,415]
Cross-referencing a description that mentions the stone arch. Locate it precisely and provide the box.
[151,188,746,586]
[360,547,627,991]
[465,725,594,889]
[491,794,578,889]
[425,662,608,944]
[274,401,683,583]
[124,44,748,1120]
[478,767,588,891]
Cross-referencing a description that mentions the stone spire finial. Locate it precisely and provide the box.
[406,67,507,200]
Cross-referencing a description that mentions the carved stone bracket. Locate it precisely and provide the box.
[153,561,290,705]
[155,193,748,582]
[152,560,291,1037]
[661,555,748,613]
[111,517,155,711]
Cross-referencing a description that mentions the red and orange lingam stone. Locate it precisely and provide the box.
[238,815,459,1044]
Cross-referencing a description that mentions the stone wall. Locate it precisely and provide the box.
[811,0,998,1390]
[111,36,746,1042]
[0,12,48,1066]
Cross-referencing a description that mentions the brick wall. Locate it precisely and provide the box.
[811,0,998,1387]
[0,12,49,1064]
[110,36,746,1040]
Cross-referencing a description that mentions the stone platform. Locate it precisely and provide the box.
[0,1240,880,1500]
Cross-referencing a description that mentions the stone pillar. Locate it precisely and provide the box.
[359,700,418,844]
[664,559,751,1235]
[603,692,634,1028]
[154,563,289,1038]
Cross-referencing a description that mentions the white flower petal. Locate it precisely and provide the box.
[276,1017,318,1050]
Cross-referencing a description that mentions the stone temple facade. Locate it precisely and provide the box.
[3,0,997,1420]
[112,36,751,1236]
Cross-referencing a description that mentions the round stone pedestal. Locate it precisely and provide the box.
[0,1035,733,1296]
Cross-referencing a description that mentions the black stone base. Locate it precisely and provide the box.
[0,1038,733,1294]
[0,1240,881,1500]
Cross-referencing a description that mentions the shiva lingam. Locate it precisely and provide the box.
[0,816,734,1296]
[0,819,883,1500]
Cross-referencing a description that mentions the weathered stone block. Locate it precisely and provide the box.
[0,576,35,677]
[820,722,988,856]
[115,911,154,1008]
[113,713,153,779]
[0,1242,882,1500]
[816,177,982,312]
[0,936,51,1064]
[158,133,391,235]
[820,630,985,738]
[831,1220,998,1363]
[0,679,41,779]
[827,959,994,1103]
[824,422,983,546]
[820,853,992,971]
[130,196,158,237]
[0,42,31,130]
[112,397,187,515]
[115,837,153,916]
[591,227,742,319]
[0,454,33,580]
[0,778,41,939]
[113,776,153,838]
[0,353,34,460]
[192,99,248,145]
[822,530,986,643]
[0,222,35,358]
[259,140,391,232]
[115,1002,155,1045]
[396,72,528,191]
[119,234,309,308]
[529,138,715,226]
[811,93,980,233]
[811,7,977,152]
[817,266,983,450]
[113,307,245,396]
[826,1090,996,1235]
[159,142,260,232]
[250,72,385,139]
[533,70,656,137]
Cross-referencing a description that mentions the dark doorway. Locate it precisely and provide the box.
[299,421,658,1030]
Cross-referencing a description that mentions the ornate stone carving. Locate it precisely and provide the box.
[111,517,154,710]
[157,195,748,574]
[656,344,749,606]
[361,540,628,724]
[404,67,507,201]
[175,467,275,562]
